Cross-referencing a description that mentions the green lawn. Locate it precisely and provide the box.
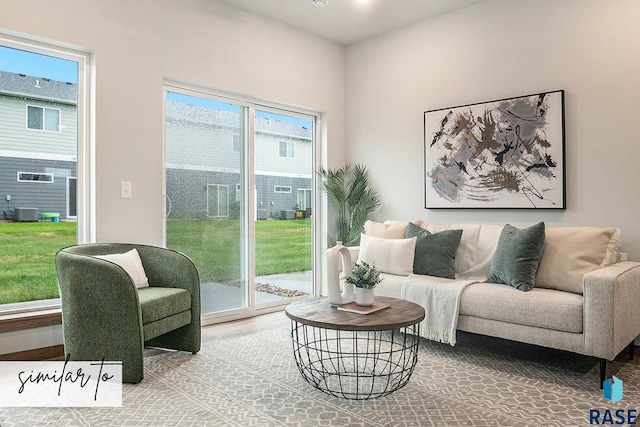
[0,219,312,305]
[0,221,77,304]
[166,218,312,282]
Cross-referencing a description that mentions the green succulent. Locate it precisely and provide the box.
[344,261,383,289]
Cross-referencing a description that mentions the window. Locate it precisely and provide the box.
[274,186,292,193]
[279,141,294,158]
[27,105,60,132]
[165,85,316,324]
[0,35,93,312]
[17,172,54,183]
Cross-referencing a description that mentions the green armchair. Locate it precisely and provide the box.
[55,243,201,383]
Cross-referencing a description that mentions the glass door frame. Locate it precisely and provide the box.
[162,82,321,326]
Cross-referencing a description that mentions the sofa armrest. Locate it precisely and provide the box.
[583,261,640,360]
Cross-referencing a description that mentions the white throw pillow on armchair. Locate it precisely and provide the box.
[94,248,149,288]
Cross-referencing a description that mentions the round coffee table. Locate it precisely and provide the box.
[285,296,425,400]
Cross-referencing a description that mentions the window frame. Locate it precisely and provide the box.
[26,104,61,132]
[274,185,292,194]
[163,81,322,326]
[279,140,295,158]
[0,32,95,317]
[17,171,54,183]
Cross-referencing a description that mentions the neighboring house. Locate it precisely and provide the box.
[0,71,77,220]
[165,101,313,220]
[0,72,312,222]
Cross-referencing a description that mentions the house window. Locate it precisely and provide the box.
[279,141,294,158]
[27,105,61,132]
[274,186,292,193]
[17,172,54,183]
[232,134,240,152]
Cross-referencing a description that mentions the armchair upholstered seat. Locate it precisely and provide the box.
[56,243,201,383]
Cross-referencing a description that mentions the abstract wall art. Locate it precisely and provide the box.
[424,90,565,209]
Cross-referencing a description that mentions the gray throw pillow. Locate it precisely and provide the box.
[486,222,546,292]
[405,222,463,279]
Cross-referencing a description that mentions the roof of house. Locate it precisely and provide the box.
[0,70,77,104]
[166,101,313,140]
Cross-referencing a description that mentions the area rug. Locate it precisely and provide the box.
[0,328,638,426]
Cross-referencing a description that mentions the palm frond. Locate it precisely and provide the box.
[318,163,381,247]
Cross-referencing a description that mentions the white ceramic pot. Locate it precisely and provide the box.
[355,287,374,306]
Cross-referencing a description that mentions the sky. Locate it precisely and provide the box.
[0,46,78,84]
[0,44,312,128]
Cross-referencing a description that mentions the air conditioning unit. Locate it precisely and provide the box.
[15,208,38,222]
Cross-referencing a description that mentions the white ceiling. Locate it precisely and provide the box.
[215,0,489,45]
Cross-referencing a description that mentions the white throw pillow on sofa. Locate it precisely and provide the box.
[357,234,416,276]
[535,227,621,294]
[94,248,149,288]
[364,220,423,239]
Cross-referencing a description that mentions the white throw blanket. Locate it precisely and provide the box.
[402,275,478,346]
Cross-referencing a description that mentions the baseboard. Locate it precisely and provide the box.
[0,344,64,361]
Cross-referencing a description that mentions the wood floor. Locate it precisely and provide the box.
[201,310,290,345]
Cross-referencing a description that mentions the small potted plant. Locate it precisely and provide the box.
[344,261,383,306]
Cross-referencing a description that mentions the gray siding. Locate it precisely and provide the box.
[0,156,76,220]
[166,168,240,219]
[167,167,311,220]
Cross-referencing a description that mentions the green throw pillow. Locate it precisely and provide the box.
[405,222,463,279]
[486,222,546,292]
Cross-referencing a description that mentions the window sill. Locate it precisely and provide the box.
[0,302,62,334]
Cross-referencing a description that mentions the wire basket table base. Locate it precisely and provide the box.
[290,321,421,400]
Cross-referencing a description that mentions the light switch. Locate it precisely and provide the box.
[121,181,132,199]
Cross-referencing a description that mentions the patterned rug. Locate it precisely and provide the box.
[1,328,638,426]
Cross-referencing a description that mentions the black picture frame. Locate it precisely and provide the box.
[424,90,565,209]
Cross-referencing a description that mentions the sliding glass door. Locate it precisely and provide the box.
[254,109,314,306]
[164,87,315,321]
[165,91,248,315]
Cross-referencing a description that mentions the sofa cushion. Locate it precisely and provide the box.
[364,220,423,239]
[405,223,462,279]
[358,234,416,276]
[460,282,583,333]
[486,222,546,292]
[535,227,621,294]
[423,223,503,279]
[138,287,192,324]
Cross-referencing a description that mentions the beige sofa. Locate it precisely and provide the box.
[345,220,640,386]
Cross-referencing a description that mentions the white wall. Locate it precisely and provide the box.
[345,0,640,259]
[0,0,345,354]
[1,0,346,246]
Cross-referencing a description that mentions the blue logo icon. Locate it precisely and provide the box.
[603,375,623,404]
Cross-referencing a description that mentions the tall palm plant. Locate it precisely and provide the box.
[318,163,381,247]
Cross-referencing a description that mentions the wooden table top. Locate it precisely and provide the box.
[285,296,425,331]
